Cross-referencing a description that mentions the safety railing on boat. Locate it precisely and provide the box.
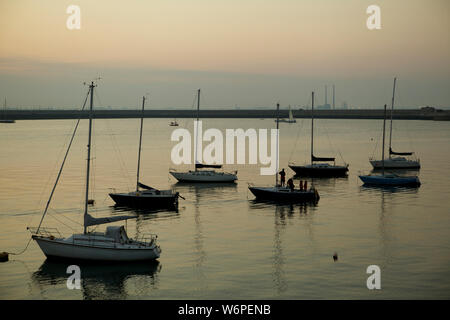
[27,226,62,238]
[135,233,158,246]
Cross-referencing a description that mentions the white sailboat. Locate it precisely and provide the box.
[29,81,161,261]
[169,89,237,183]
[370,78,420,169]
[275,105,296,123]
[359,104,421,187]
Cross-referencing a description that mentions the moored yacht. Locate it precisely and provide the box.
[169,89,237,183]
[370,78,420,170]
[109,95,180,209]
[289,91,349,177]
[248,102,319,203]
[359,104,421,188]
[29,81,161,262]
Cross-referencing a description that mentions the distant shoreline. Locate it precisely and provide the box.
[4,109,450,121]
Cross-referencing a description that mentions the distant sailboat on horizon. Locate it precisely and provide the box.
[275,105,296,123]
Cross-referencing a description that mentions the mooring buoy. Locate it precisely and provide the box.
[0,252,9,262]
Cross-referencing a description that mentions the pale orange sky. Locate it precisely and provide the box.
[0,0,449,108]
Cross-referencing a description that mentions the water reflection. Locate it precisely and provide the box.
[359,184,420,194]
[247,201,317,295]
[172,182,237,201]
[370,168,420,176]
[272,205,287,294]
[32,259,161,299]
[249,199,317,214]
[110,205,181,220]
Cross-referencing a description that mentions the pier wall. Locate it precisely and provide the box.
[5,109,450,121]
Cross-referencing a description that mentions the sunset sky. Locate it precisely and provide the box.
[0,0,449,109]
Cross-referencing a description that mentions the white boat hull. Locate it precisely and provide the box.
[370,158,420,169]
[170,170,237,182]
[33,236,160,262]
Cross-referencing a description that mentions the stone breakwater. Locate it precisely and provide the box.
[5,109,450,121]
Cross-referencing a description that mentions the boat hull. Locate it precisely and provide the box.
[289,164,349,177]
[248,186,319,203]
[358,175,420,187]
[109,192,178,209]
[370,158,420,169]
[33,236,160,262]
[170,171,237,183]
[0,119,15,123]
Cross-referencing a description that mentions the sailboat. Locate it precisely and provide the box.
[0,98,15,123]
[169,89,238,183]
[109,96,181,209]
[289,92,349,177]
[248,103,320,203]
[359,104,421,187]
[275,105,296,123]
[370,78,420,169]
[29,82,161,261]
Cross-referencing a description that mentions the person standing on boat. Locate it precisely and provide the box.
[279,169,286,186]
[287,178,295,191]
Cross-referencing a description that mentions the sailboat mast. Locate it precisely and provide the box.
[311,91,314,165]
[195,89,200,172]
[382,104,387,176]
[84,81,95,234]
[276,103,279,186]
[389,77,396,159]
[136,96,145,192]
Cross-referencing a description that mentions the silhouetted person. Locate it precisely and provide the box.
[299,180,303,191]
[279,169,286,187]
[287,178,295,191]
[304,181,308,190]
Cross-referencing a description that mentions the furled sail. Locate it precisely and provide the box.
[195,163,222,169]
[312,155,335,162]
[84,213,135,227]
[138,182,159,191]
[389,148,413,156]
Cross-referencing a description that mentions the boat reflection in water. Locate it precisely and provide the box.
[248,201,317,295]
[32,259,161,299]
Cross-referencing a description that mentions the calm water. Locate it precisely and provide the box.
[0,117,449,299]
